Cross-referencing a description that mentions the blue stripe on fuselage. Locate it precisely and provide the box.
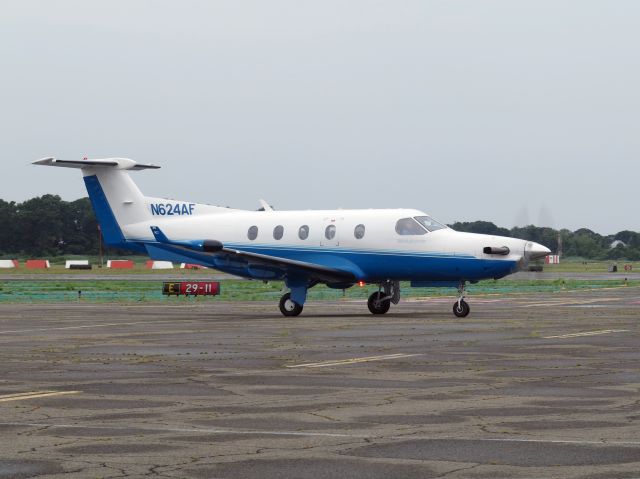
[143,241,517,282]
[227,245,516,281]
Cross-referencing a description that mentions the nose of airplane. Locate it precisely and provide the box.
[526,242,552,261]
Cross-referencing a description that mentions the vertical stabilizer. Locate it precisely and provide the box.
[34,157,159,249]
[83,170,149,247]
[33,157,236,250]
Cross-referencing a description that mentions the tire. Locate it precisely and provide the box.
[368,292,391,315]
[279,293,303,317]
[453,299,470,318]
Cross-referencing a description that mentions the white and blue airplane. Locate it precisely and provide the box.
[34,157,550,317]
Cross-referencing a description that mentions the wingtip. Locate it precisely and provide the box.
[32,157,57,165]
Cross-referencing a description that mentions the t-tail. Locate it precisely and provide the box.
[33,157,232,253]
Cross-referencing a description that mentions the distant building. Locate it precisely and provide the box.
[610,240,627,249]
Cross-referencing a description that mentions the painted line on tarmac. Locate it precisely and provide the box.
[544,329,629,339]
[0,391,80,403]
[0,320,184,335]
[286,353,421,369]
[0,421,362,438]
[520,298,620,308]
[3,422,640,446]
[409,298,503,303]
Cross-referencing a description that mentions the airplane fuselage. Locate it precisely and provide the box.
[125,207,533,284]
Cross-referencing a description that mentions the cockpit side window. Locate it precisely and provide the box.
[413,216,447,232]
[395,218,427,235]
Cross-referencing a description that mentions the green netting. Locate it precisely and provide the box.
[0,279,636,304]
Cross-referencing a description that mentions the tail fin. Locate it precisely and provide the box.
[34,157,159,249]
[34,157,236,250]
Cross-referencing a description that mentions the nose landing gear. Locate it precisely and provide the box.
[453,281,470,318]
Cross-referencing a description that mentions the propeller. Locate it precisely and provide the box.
[519,241,552,270]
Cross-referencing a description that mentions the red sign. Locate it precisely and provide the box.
[108,260,134,269]
[163,281,220,296]
[25,260,49,269]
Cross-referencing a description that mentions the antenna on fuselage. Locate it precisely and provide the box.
[258,199,274,211]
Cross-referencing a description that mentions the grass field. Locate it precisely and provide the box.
[543,260,637,273]
[1,256,637,303]
[0,278,637,304]
[0,257,637,275]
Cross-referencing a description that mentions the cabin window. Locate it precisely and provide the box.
[298,225,309,240]
[273,225,284,240]
[414,216,446,232]
[354,224,365,239]
[247,225,258,240]
[325,224,336,240]
[395,218,427,235]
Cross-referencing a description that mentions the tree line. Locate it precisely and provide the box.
[0,195,639,260]
[450,221,640,261]
[0,195,103,258]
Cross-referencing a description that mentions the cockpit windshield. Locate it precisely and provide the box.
[414,216,447,232]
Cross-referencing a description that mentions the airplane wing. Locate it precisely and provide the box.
[148,227,356,284]
[220,247,356,282]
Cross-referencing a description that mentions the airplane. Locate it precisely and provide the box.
[34,157,551,317]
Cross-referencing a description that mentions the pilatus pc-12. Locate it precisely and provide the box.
[34,158,550,317]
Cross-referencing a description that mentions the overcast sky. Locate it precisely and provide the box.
[1,1,638,234]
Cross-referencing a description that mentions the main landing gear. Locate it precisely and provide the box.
[367,291,390,314]
[367,281,400,315]
[277,279,472,318]
[453,281,470,318]
[279,278,312,317]
[279,292,303,317]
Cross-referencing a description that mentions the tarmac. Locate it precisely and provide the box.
[0,287,639,478]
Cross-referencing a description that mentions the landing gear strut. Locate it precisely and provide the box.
[279,292,303,317]
[453,281,470,317]
[367,291,391,314]
[367,280,400,315]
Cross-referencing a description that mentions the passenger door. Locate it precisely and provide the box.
[320,217,341,247]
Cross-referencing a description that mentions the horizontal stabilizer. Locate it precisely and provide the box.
[33,157,160,171]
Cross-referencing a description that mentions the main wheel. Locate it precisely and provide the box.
[453,299,470,318]
[368,292,391,314]
[279,293,303,317]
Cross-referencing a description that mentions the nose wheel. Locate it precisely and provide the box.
[453,299,470,317]
[452,281,470,317]
[279,292,303,317]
